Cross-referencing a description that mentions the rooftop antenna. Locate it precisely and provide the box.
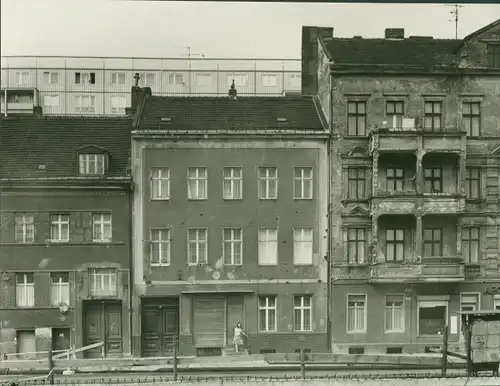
[446,4,464,39]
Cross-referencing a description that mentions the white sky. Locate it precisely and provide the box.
[1,1,499,59]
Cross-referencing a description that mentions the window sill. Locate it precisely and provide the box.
[150,198,171,201]
[293,263,314,267]
[293,330,315,333]
[259,198,278,201]
[384,330,406,334]
[150,264,171,268]
[223,198,243,201]
[187,198,208,201]
[346,331,367,335]
[293,198,314,201]
[258,263,278,267]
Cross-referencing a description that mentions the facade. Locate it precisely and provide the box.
[302,19,500,354]
[0,115,132,358]
[129,85,330,356]
[0,56,301,116]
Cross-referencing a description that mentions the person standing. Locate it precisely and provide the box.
[232,322,247,353]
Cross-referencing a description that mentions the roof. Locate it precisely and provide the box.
[0,116,132,179]
[135,96,325,131]
[324,37,462,67]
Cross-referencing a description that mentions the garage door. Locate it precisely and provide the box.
[194,297,225,347]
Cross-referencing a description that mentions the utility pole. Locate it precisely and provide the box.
[446,4,464,39]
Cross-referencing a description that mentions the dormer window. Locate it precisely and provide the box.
[487,44,500,68]
[79,154,105,175]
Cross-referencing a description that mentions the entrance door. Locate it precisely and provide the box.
[17,330,36,359]
[194,297,225,347]
[226,295,245,346]
[83,300,123,358]
[142,302,179,357]
[52,328,71,353]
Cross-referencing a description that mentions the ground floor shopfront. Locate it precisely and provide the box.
[331,281,500,354]
[132,282,329,357]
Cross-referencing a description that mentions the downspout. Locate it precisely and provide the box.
[326,72,333,352]
[128,181,134,356]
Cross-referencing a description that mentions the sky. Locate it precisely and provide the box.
[1,1,500,59]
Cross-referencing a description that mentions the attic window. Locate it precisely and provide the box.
[79,154,105,175]
[276,117,288,123]
[160,118,172,122]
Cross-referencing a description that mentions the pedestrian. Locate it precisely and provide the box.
[232,322,247,353]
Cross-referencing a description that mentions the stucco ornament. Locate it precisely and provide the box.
[59,303,69,314]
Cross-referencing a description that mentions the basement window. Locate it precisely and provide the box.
[348,346,365,354]
[295,348,311,354]
[276,117,288,123]
[160,117,172,122]
[386,347,403,354]
[260,349,276,354]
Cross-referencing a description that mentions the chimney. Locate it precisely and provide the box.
[33,105,43,117]
[228,79,237,100]
[385,28,405,40]
[301,26,334,96]
[126,73,152,116]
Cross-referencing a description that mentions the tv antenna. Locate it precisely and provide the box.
[446,4,464,39]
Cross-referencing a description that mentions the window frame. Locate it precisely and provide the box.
[423,101,443,132]
[258,228,278,266]
[423,228,443,257]
[465,167,481,199]
[15,273,35,308]
[187,228,208,266]
[293,227,313,265]
[187,167,208,200]
[262,74,277,87]
[92,213,112,243]
[385,228,405,262]
[258,296,277,332]
[168,73,185,85]
[346,227,366,265]
[424,167,443,193]
[347,101,367,137]
[386,101,404,129]
[293,295,312,332]
[462,101,481,137]
[89,268,118,297]
[258,166,278,200]
[347,167,366,199]
[15,213,35,244]
[222,228,243,266]
[43,94,60,108]
[462,226,480,264]
[150,228,171,267]
[487,44,500,68]
[50,272,70,307]
[222,166,243,200]
[50,214,70,243]
[15,71,30,85]
[293,167,313,200]
[384,294,405,333]
[150,167,171,200]
[417,299,448,337]
[79,153,105,175]
[75,95,96,112]
[346,293,367,334]
[111,72,126,85]
[386,167,405,192]
[43,71,59,84]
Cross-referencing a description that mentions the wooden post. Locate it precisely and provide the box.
[173,336,178,381]
[300,349,306,379]
[442,324,449,378]
[47,348,54,385]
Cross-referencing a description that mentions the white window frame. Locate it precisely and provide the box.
[110,95,127,113]
[168,73,185,85]
[150,167,170,200]
[51,273,70,306]
[43,71,59,84]
[258,228,278,266]
[227,74,249,88]
[89,268,117,297]
[293,295,312,331]
[16,71,30,85]
[258,296,277,332]
[293,167,313,199]
[16,273,35,308]
[347,294,367,333]
[50,214,70,242]
[150,228,171,267]
[417,299,449,337]
[293,228,313,265]
[187,228,208,265]
[222,167,242,200]
[222,228,243,266]
[79,154,105,175]
[138,72,155,86]
[187,167,207,200]
[289,74,301,88]
[111,72,126,85]
[43,95,60,107]
[75,95,96,112]
[384,294,405,333]
[15,213,34,244]
[195,73,213,87]
[92,213,112,243]
[459,292,480,339]
[262,73,277,87]
[258,167,278,199]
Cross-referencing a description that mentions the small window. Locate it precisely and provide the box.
[15,213,34,244]
[89,268,117,297]
[16,273,34,308]
[50,214,70,242]
[151,228,171,266]
[187,228,208,265]
[43,72,59,84]
[92,213,112,242]
[293,295,312,331]
[258,296,277,332]
[293,228,313,265]
[79,154,105,175]
[258,167,278,199]
[151,168,170,200]
[51,273,70,306]
[111,72,126,85]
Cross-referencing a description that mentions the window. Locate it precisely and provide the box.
[418,300,447,336]
[423,228,443,257]
[258,167,278,199]
[462,227,480,264]
[494,296,500,311]
[347,294,366,333]
[289,74,301,88]
[168,73,185,85]
[89,268,117,297]
[347,101,367,136]
[223,167,242,200]
[187,228,208,265]
[43,72,59,84]
[138,73,155,86]
[16,71,30,84]
[75,72,96,84]
[79,154,105,175]
[293,296,312,331]
[386,168,404,192]
[75,95,96,112]
[258,228,278,265]
[347,168,366,199]
[150,228,171,266]
[385,295,404,332]
[424,101,442,131]
[466,167,480,199]
[387,101,404,129]
[424,168,442,193]
[50,214,69,242]
[293,228,313,265]
[111,96,126,114]
[187,167,207,200]
[15,214,34,243]
[16,273,34,308]
[92,213,112,242]
[294,167,313,199]
[463,102,481,137]
[51,273,70,306]
[460,293,479,313]
[111,72,126,85]
[196,74,213,87]
[487,44,500,68]
[151,168,170,200]
[386,229,405,261]
[346,228,366,264]
[227,74,249,87]
[223,228,243,265]
[43,95,59,107]
[259,296,277,332]
[262,74,277,87]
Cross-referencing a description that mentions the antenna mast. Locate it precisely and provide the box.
[446,4,464,39]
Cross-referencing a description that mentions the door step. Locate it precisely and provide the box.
[222,347,249,356]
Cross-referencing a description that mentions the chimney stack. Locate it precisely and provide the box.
[228,80,237,100]
[126,73,152,116]
[385,28,405,40]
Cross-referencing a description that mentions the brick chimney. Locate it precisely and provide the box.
[385,28,405,40]
[228,79,237,100]
[126,73,152,116]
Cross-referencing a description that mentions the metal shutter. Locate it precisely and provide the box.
[194,297,225,347]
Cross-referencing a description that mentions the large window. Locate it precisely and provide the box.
[16,273,34,308]
[92,213,112,242]
[293,296,312,331]
[465,167,480,199]
[51,273,70,306]
[386,229,405,261]
[187,228,208,265]
[150,228,171,266]
[187,167,207,200]
[258,296,277,332]
[258,167,278,199]
[258,228,278,265]
[15,213,34,244]
[43,71,59,84]
[347,294,366,333]
[462,227,480,264]
[462,102,481,137]
[223,228,243,265]
[79,154,105,175]
[293,167,313,199]
[110,96,127,114]
[111,72,126,85]
[293,228,313,265]
[385,295,404,333]
[418,300,447,336]
[50,214,70,242]
[89,268,117,297]
[75,95,96,112]
[150,167,170,200]
[347,101,367,136]
[386,101,404,129]
[424,168,442,193]
[423,228,443,257]
[386,168,404,192]
[424,101,442,131]
[16,71,30,85]
[223,167,242,200]
[346,228,366,264]
[347,168,366,199]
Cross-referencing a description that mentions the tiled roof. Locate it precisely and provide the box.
[0,116,131,179]
[324,38,462,67]
[135,96,325,131]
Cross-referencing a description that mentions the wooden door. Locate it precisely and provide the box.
[142,305,179,357]
[83,301,123,358]
[104,303,123,357]
[84,304,103,358]
[194,297,225,347]
[226,295,245,346]
[52,328,71,353]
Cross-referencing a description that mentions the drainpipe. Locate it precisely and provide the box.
[326,135,332,352]
[128,180,134,356]
[4,89,7,117]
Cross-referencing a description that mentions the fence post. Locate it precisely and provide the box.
[173,336,178,381]
[47,348,54,385]
[442,324,449,378]
[300,349,306,379]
